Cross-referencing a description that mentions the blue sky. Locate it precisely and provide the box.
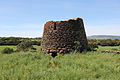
[0,0,120,37]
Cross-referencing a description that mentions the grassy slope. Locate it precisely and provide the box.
[0,46,120,80]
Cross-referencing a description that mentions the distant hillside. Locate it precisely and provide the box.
[88,35,120,39]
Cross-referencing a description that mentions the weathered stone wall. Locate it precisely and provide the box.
[42,17,88,54]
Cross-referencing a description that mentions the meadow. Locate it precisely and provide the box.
[0,46,120,80]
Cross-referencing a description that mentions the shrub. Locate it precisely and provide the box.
[87,41,98,51]
[73,41,98,52]
[17,40,33,51]
[1,47,14,54]
[73,41,82,52]
[31,47,37,50]
[29,47,37,52]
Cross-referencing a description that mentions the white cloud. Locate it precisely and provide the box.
[0,24,43,38]
[0,31,42,38]
[85,25,120,36]
[0,24,43,29]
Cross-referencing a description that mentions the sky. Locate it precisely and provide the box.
[0,0,120,37]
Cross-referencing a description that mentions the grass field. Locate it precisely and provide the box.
[98,46,120,51]
[0,46,120,80]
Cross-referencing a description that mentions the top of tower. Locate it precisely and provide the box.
[64,17,83,21]
[46,17,83,23]
[44,17,83,27]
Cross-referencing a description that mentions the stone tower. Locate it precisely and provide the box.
[42,17,88,55]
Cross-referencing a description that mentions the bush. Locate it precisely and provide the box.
[73,41,82,52]
[88,39,120,46]
[73,41,98,52]
[1,47,14,54]
[29,47,37,52]
[17,40,33,52]
[87,41,98,51]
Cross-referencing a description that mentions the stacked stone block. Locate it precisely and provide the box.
[42,17,88,54]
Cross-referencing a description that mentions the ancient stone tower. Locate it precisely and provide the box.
[42,17,88,55]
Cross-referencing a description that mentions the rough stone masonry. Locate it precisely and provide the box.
[42,17,88,55]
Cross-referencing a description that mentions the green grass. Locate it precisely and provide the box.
[0,46,120,80]
[0,45,41,54]
[0,46,16,52]
[98,46,120,51]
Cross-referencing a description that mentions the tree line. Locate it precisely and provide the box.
[0,37,41,45]
[88,39,120,46]
[0,37,120,46]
